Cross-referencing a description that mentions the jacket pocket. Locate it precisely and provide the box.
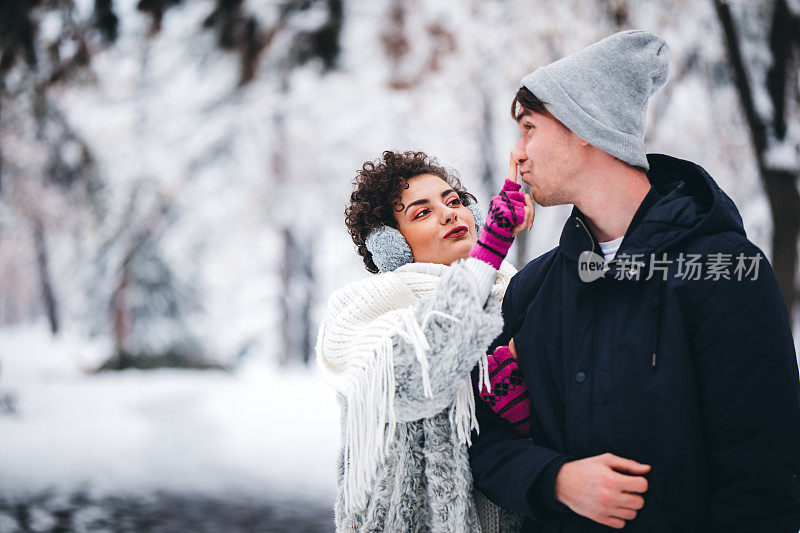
[652,468,710,532]
[652,477,680,531]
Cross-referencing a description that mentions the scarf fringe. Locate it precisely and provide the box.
[338,307,479,514]
[477,349,491,395]
[341,334,397,512]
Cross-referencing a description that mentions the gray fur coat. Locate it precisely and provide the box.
[317,259,523,532]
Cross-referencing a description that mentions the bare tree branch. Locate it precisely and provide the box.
[767,0,792,138]
[713,0,768,160]
[714,0,800,317]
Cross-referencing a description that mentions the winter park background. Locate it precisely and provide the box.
[1,0,799,531]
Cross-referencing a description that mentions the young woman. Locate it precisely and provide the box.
[316,150,533,532]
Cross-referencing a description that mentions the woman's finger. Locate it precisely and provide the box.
[520,208,529,235]
[525,193,535,230]
[508,151,518,182]
[514,197,533,235]
[512,207,530,237]
[509,338,517,357]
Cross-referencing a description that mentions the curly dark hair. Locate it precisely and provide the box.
[345,150,477,273]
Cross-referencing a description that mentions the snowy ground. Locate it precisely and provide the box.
[0,490,334,532]
[0,322,339,531]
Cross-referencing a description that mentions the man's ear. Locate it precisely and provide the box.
[575,135,591,147]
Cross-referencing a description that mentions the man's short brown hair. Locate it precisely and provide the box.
[510,86,549,120]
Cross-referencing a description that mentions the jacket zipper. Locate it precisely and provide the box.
[575,215,661,372]
[650,280,664,370]
[576,216,621,270]
[575,216,604,421]
[574,217,596,255]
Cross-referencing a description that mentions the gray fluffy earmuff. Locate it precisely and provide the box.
[365,201,485,273]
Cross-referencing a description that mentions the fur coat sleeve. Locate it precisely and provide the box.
[392,259,504,422]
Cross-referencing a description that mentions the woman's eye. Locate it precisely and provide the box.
[413,209,429,220]
[448,198,462,206]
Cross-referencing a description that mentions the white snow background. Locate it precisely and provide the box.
[1,0,798,514]
[0,321,340,504]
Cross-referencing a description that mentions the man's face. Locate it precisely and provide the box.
[512,110,584,206]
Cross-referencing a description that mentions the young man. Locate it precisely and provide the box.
[469,30,800,532]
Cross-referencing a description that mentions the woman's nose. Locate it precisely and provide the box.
[441,206,458,224]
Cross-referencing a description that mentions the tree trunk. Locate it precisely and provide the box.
[279,227,292,366]
[111,262,131,358]
[33,217,59,335]
[0,95,4,193]
[762,170,800,314]
[298,238,314,364]
[478,84,497,202]
[279,227,315,365]
[714,0,800,320]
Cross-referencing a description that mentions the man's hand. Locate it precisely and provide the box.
[554,453,650,529]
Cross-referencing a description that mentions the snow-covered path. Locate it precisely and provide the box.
[0,323,339,507]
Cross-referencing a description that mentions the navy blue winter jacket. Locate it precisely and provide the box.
[469,154,800,532]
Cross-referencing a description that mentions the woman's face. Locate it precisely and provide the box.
[393,173,477,266]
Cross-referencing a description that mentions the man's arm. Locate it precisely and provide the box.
[471,269,651,528]
[691,242,800,532]
[469,388,569,521]
[471,273,568,520]
[471,383,651,528]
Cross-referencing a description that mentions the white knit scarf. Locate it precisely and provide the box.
[315,260,515,515]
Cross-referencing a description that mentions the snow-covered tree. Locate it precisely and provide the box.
[714,0,800,319]
[2,0,797,370]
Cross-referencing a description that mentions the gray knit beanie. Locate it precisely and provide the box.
[521,30,669,170]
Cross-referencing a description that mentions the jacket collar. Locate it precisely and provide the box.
[557,153,745,267]
[558,182,662,264]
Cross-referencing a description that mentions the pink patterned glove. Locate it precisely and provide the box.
[469,179,526,269]
[479,345,531,435]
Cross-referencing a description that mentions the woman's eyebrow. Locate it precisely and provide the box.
[404,198,430,212]
[404,189,456,212]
